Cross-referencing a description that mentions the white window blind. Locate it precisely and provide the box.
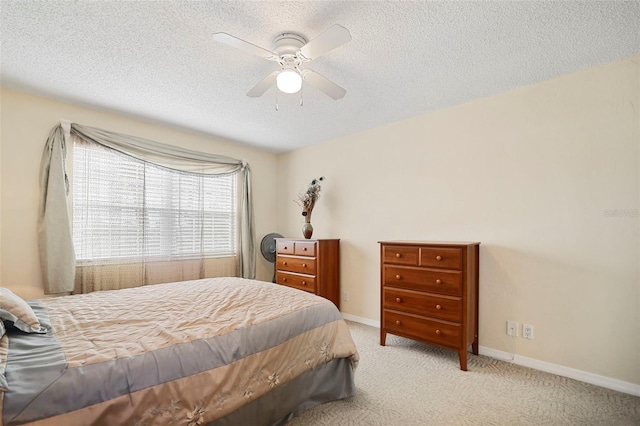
[73,142,237,264]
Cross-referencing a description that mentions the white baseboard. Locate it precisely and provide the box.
[341,313,380,328]
[479,346,640,397]
[341,313,640,397]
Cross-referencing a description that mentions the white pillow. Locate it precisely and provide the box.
[0,287,46,334]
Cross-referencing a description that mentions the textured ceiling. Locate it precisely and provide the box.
[1,1,639,153]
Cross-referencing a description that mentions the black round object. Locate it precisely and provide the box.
[260,233,283,263]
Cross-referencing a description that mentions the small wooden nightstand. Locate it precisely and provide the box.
[274,238,340,308]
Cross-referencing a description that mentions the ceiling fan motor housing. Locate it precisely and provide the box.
[272,32,307,57]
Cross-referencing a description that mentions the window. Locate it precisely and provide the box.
[72,142,237,264]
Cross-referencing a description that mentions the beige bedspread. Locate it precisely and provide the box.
[2,277,359,426]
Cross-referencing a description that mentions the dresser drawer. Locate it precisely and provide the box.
[276,240,294,254]
[277,255,317,275]
[276,272,316,293]
[384,310,461,349]
[383,288,462,322]
[382,245,419,266]
[420,247,462,270]
[294,241,316,257]
[383,266,462,296]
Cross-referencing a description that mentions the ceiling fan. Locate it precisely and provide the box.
[213,25,351,100]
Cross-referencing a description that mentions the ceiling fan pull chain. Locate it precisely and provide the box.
[275,87,279,111]
[299,85,303,107]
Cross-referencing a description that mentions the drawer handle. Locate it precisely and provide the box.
[302,281,307,286]
[282,261,287,265]
[435,329,442,335]
[395,297,402,303]
[395,274,401,280]
[435,304,442,310]
[284,246,288,250]
[395,320,401,326]
[303,247,307,251]
[436,255,442,261]
[282,278,287,282]
[302,263,307,268]
[436,279,442,284]
[395,253,401,258]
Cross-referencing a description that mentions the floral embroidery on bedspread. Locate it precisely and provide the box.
[72,319,358,425]
[193,320,357,419]
[186,402,206,426]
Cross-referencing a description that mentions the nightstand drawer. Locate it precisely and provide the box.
[384,310,461,349]
[383,266,462,296]
[382,245,419,266]
[294,241,316,256]
[276,255,317,275]
[276,240,294,254]
[420,247,462,270]
[276,272,316,293]
[383,288,461,322]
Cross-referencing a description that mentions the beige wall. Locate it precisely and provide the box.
[277,55,640,385]
[0,88,279,299]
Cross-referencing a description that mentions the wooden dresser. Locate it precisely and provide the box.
[275,238,340,308]
[379,241,480,370]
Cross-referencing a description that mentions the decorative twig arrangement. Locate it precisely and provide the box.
[295,176,324,222]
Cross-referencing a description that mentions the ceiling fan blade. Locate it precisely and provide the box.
[301,69,346,100]
[246,71,279,97]
[213,32,278,61]
[299,25,351,60]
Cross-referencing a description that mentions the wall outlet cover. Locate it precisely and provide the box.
[523,324,534,339]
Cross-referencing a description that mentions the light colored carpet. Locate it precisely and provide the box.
[287,321,640,426]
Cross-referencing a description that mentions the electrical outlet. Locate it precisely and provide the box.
[523,324,534,339]
[342,291,350,302]
[507,320,518,337]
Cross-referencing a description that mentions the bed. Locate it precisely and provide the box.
[0,277,359,425]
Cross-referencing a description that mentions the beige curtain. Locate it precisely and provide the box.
[38,122,256,295]
[75,257,239,294]
[37,126,76,294]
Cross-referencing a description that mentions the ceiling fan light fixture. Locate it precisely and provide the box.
[276,70,302,94]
